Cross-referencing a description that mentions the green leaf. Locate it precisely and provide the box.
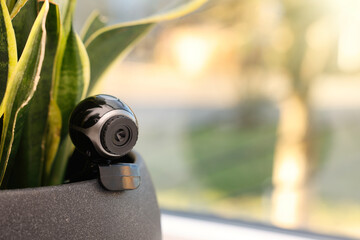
[0,0,17,112]
[9,2,60,188]
[56,30,90,139]
[42,0,90,185]
[51,0,76,98]
[80,11,106,43]
[44,30,89,185]
[0,0,49,187]
[10,0,29,18]
[11,0,37,58]
[85,0,206,93]
[86,23,153,92]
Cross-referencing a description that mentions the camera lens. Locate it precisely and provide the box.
[113,127,130,146]
[100,115,138,157]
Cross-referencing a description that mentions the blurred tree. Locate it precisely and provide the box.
[271,0,337,227]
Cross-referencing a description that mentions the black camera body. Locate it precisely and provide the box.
[69,94,140,190]
[69,94,138,162]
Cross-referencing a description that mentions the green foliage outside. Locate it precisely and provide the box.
[187,123,276,196]
[185,118,333,196]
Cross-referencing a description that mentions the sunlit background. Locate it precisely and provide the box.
[77,0,360,238]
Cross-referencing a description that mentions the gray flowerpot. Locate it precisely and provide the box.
[0,152,161,240]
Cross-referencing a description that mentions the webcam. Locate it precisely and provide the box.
[69,94,140,191]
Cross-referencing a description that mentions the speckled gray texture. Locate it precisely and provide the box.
[0,152,161,240]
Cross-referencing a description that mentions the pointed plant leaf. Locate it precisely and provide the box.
[11,0,37,58]
[0,0,49,187]
[52,0,72,24]
[80,10,107,43]
[44,29,90,185]
[53,0,74,34]
[9,2,60,188]
[52,0,76,98]
[85,0,206,92]
[86,23,152,92]
[0,0,17,113]
[10,0,29,18]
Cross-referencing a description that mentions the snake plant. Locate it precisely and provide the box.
[0,0,205,189]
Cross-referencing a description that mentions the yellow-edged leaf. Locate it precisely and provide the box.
[11,0,37,58]
[9,2,60,188]
[0,0,49,187]
[80,10,106,43]
[10,0,28,18]
[0,0,17,115]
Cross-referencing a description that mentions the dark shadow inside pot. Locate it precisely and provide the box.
[65,150,136,183]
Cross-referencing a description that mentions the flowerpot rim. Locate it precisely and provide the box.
[0,151,161,240]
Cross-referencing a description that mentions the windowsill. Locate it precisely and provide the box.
[161,210,356,240]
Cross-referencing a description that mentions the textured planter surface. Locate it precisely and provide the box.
[0,152,161,240]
